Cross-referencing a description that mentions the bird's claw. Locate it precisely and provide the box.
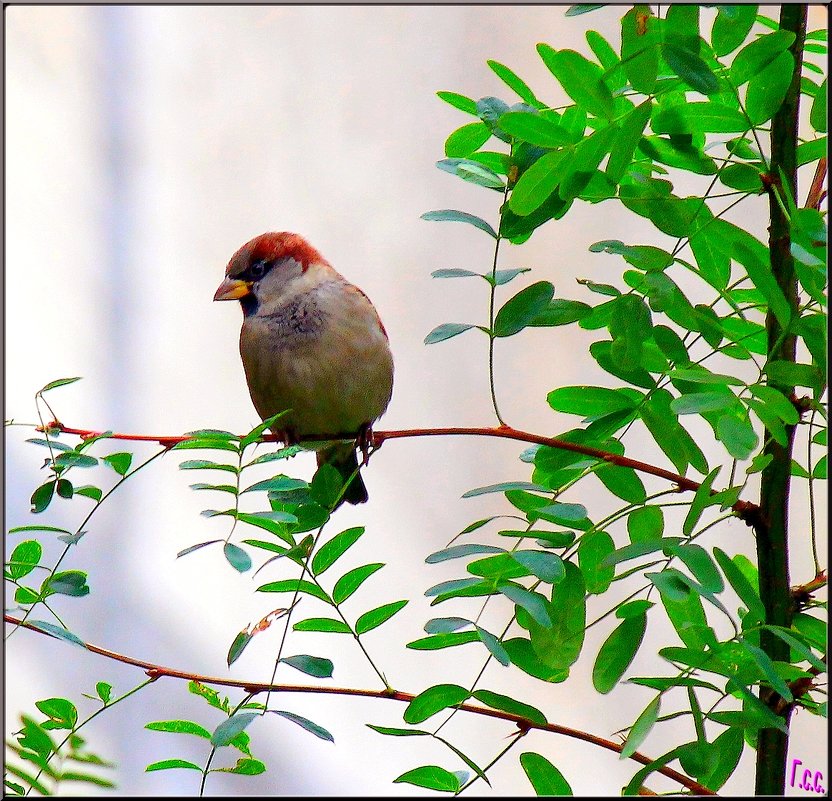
[357,423,374,466]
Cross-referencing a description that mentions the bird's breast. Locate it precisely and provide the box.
[239,282,393,435]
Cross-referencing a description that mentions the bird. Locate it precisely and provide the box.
[213,232,394,507]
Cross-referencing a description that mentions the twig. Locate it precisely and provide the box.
[3,613,716,796]
[43,421,762,523]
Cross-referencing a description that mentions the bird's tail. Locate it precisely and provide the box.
[317,444,368,507]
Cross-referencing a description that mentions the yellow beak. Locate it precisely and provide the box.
[213,276,252,301]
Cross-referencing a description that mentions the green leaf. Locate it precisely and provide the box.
[511,550,565,584]
[520,562,585,669]
[494,281,555,337]
[730,29,796,86]
[424,617,473,634]
[407,631,480,650]
[652,103,750,134]
[172,438,239,452]
[36,697,78,729]
[494,267,533,285]
[593,612,647,693]
[145,759,202,772]
[270,710,334,742]
[404,684,470,724]
[96,682,112,703]
[520,752,573,795]
[424,577,483,597]
[671,544,724,594]
[367,724,428,737]
[242,476,306,494]
[437,91,478,115]
[38,376,82,393]
[590,239,674,272]
[477,625,511,666]
[710,6,757,56]
[716,414,759,460]
[102,452,133,476]
[177,540,222,558]
[463,481,549,498]
[279,654,334,678]
[621,695,660,759]
[498,584,552,627]
[647,570,690,602]
[426,543,504,563]
[473,690,547,726]
[739,640,793,702]
[530,299,592,327]
[621,6,660,94]
[670,392,736,415]
[28,620,86,647]
[488,61,540,106]
[179,459,238,473]
[746,50,794,124]
[421,209,497,238]
[431,268,480,279]
[355,600,408,634]
[394,766,460,793]
[565,4,604,16]
[332,563,384,605]
[764,360,825,391]
[8,540,42,579]
[293,617,352,634]
[223,542,252,573]
[607,100,652,182]
[811,77,827,132]
[499,112,569,147]
[699,726,744,790]
[669,368,746,387]
[30,481,56,514]
[509,150,570,216]
[616,600,654,619]
[662,43,718,94]
[226,631,252,666]
[578,531,615,594]
[539,45,614,119]
[597,462,646,504]
[46,570,89,597]
[424,322,476,344]
[444,122,491,158]
[547,386,635,417]
[312,526,364,575]
[210,713,258,747]
[763,626,826,672]
[146,720,211,739]
[626,506,663,545]
[216,757,267,775]
[609,294,652,371]
[257,578,330,603]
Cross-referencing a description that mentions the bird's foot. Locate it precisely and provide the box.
[357,423,374,466]
[276,426,301,446]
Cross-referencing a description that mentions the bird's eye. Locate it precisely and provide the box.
[249,260,269,280]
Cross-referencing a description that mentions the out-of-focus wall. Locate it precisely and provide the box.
[5,5,827,796]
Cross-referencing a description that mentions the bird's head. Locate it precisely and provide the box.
[213,232,327,315]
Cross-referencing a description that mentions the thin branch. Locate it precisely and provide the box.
[805,156,827,210]
[43,421,762,522]
[3,613,716,796]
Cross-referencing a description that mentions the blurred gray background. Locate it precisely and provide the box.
[5,4,827,795]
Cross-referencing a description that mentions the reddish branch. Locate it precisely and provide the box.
[4,613,715,796]
[805,157,827,211]
[44,421,760,523]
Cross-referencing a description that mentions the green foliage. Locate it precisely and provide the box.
[5,5,828,797]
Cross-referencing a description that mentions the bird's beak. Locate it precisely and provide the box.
[213,276,252,301]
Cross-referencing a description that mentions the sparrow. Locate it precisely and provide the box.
[213,232,394,507]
